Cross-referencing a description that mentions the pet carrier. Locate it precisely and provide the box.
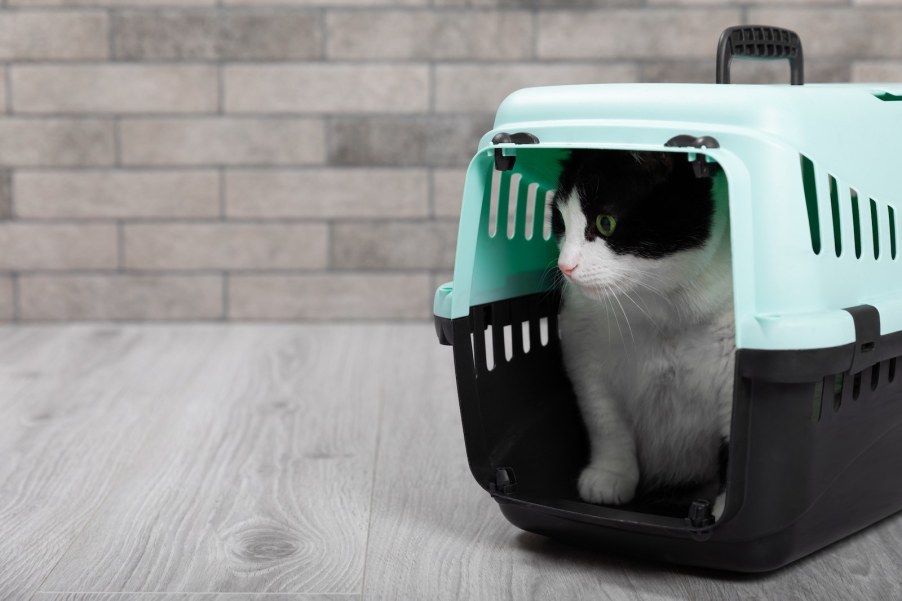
[433,25,902,572]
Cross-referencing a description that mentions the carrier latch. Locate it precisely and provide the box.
[844,305,881,373]
[492,132,539,172]
[664,135,720,178]
[488,467,518,495]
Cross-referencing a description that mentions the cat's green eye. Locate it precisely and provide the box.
[595,214,617,237]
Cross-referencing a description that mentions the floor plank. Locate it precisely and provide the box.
[34,594,355,601]
[0,326,228,601]
[363,325,902,601]
[41,325,397,595]
[361,327,641,601]
[5,324,902,600]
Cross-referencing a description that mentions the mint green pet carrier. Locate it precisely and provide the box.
[433,26,902,571]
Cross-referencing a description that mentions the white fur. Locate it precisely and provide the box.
[557,174,734,514]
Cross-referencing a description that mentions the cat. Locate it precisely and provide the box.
[552,149,734,519]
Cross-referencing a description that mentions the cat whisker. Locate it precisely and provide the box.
[608,281,635,343]
[602,283,625,346]
[612,279,655,327]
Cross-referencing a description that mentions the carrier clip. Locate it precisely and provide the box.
[844,305,881,374]
[492,132,540,172]
[664,135,720,178]
[488,467,518,495]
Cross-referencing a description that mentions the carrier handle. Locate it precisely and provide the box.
[716,25,804,85]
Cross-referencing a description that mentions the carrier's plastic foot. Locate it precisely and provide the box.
[687,498,715,528]
[489,467,517,495]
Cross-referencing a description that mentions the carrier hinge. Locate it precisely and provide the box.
[488,467,517,495]
[844,305,881,373]
[664,135,720,178]
[492,132,539,172]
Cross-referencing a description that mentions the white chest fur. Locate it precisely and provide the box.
[559,248,735,490]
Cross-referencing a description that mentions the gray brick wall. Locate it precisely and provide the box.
[0,2,898,321]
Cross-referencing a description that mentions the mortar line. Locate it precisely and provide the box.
[11,272,19,322]
[428,168,436,218]
[219,168,226,221]
[113,117,122,167]
[4,64,12,115]
[106,6,115,60]
[222,271,229,321]
[217,62,225,115]
[116,220,125,270]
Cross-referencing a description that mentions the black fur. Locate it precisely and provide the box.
[552,150,715,259]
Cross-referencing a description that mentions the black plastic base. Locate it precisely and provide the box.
[436,291,902,572]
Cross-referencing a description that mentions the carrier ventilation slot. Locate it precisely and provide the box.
[487,169,556,243]
[506,174,521,239]
[524,184,537,240]
[816,357,902,422]
[833,373,844,412]
[488,169,501,238]
[812,379,824,422]
[890,206,897,259]
[829,175,842,257]
[851,190,862,259]
[871,199,880,259]
[543,191,554,240]
[483,325,495,371]
[470,298,560,375]
[800,155,821,254]
[801,155,897,262]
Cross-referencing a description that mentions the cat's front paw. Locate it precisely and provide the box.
[713,492,726,521]
[578,461,639,505]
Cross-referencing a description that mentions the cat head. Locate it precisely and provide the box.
[551,149,722,302]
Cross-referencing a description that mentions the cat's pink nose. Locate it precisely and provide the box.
[559,261,578,277]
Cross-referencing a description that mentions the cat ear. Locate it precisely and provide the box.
[658,152,674,173]
[631,152,674,180]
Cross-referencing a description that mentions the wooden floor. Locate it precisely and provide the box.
[2,324,901,601]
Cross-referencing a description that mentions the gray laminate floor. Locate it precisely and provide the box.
[2,324,901,601]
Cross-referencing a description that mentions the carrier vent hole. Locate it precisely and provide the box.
[521,321,531,354]
[507,173,521,240]
[503,324,513,361]
[853,371,862,400]
[829,175,842,257]
[890,358,897,383]
[812,379,824,422]
[870,198,880,259]
[851,189,862,259]
[833,373,844,411]
[488,169,501,238]
[524,184,538,240]
[871,363,881,391]
[484,325,495,371]
[539,317,549,347]
[800,155,821,255]
[890,206,897,260]
[543,191,554,240]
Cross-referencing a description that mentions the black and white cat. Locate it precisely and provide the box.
[552,149,734,518]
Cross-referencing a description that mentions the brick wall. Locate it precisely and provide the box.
[0,1,898,321]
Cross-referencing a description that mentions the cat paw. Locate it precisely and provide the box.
[712,492,726,521]
[578,462,639,505]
